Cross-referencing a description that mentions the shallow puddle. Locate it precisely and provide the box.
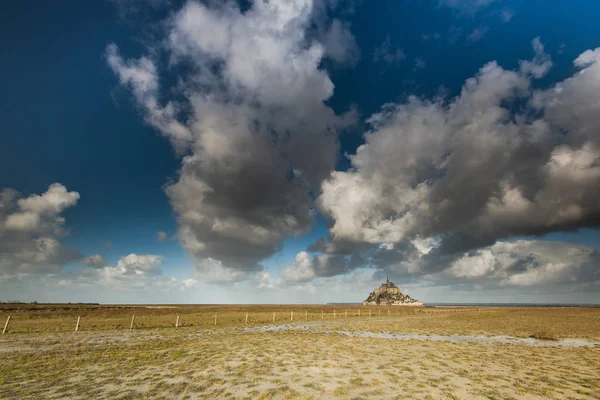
[243,324,600,348]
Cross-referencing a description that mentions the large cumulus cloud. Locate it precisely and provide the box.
[0,184,81,278]
[299,39,600,293]
[364,239,600,289]
[318,40,600,256]
[108,0,356,279]
[2,252,198,303]
[108,2,600,294]
[78,253,170,290]
[445,240,599,287]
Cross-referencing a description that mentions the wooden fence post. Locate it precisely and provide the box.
[246,313,249,324]
[321,310,323,320]
[176,315,180,328]
[130,315,135,330]
[214,313,217,326]
[291,311,294,321]
[2,315,10,335]
[273,312,275,322]
[334,310,336,318]
[345,310,348,318]
[305,311,307,320]
[75,316,81,332]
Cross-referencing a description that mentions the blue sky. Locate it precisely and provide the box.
[1,0,599,304]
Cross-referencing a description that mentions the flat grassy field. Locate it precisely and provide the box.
[0,304,462,333]
[1,305,599,399]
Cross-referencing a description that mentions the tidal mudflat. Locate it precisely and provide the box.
[1,305,599,399]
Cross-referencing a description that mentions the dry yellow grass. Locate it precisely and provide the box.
[1,305,599,399]
[322,307,600,340]
[1,325,599,399]
[2,304,599,339]
[0,303,430,334]
[531,329,559,341]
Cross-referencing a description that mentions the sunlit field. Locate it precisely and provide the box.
[1,304,599,399]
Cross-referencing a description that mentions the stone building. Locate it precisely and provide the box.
[362,278,423,306]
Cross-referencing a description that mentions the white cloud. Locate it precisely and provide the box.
[115,253,163,274]
[108,0,356,282]
[281,251,354,284]
[81,254,107,268]
[449,249,497,278]
[411,237,439,255]
[103,253,162,276]
[573,48,600,67]
[318,60,531,244]
[257,271,277,289]
[105,1,600,298]
[0,184,81,278]
[2,253,201,302]
[181,278,198,289]
[318,44,600,259]
[316,18,360,66]
[316,238,600,295]
[281,251,317,283]
[519,37,552,78]
[4,183,79,233]
[531,47,600,148]
[106,44,192,153]
[81,253,165,289]
[191,257,249,284]
[446,240,599,287]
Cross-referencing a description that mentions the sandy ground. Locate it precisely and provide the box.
[1,319,599,399]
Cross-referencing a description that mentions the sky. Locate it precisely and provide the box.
[1,0,600,304]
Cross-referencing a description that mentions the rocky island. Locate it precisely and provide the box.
[362,278,424,306]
